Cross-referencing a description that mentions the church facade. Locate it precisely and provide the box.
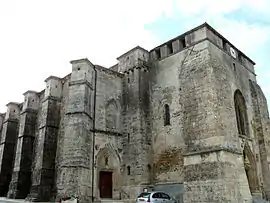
[0,23,270,203]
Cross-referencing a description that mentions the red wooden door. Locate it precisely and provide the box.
[99,171,113,198]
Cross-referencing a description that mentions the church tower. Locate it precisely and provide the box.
[117,47,153,197]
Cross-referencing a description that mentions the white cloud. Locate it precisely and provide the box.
[174,0,270,17]
[0,0,269,112]
[0,0,169,112]
[210,17,270,54]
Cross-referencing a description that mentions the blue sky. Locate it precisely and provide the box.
[0,0,269,113]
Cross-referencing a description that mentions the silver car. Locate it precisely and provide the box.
[136,191,177,203]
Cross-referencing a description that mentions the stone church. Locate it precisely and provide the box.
[0,23,270,203]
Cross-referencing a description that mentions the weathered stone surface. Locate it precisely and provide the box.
[26,78,62,202]
[1,23,270,203]
[0,103,20,197]
[7,91,39,199]
[249,80,270,199]
[55,59,95,203]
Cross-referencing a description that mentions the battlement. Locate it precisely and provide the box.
[149,22,255,73]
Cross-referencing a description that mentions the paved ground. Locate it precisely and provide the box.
[0,198,55,203]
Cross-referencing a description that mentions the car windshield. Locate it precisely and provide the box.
[138,192,151,198]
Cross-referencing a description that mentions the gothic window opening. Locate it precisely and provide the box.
[164,104,170,126]
[105,100,118,130]
[234,90,249,136]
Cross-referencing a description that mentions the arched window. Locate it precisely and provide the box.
[234,90,249,136]
[105,99,118,130]
[164,104,170,126]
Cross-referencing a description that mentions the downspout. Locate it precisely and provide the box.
[91,66,97,202]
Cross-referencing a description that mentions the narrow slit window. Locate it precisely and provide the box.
[164,104,170,126]
[127,133,130,143]
[127,166,131,175]
[233,63,236,71]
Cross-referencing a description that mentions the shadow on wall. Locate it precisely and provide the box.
[154,183,184,203]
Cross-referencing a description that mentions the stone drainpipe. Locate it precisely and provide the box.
[91,66,97,202]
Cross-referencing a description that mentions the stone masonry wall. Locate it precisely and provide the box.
[0,103,20,197]
[55,59,95,203]
[150,43,190,203]
[150,45,186,184]
[181,40,252,203]
[93,65,123,200]
[249,80,270,199]
[1,22,270,203]
[119,47,152,199]
[54,74,70,200]
[208,40,265,198]
[27,77,62,202]
[7,91,40,199]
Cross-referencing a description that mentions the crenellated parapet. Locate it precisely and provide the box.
[149,23,255,74]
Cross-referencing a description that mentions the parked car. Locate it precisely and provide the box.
[136,191,177,203]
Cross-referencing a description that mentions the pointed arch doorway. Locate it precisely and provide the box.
[95,144,121,199]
